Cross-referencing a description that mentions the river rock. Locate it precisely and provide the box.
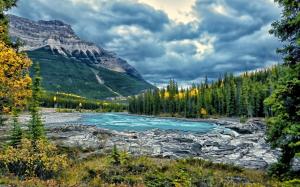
[27,118,296,170]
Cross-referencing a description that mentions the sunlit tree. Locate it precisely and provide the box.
[0,41,32,125]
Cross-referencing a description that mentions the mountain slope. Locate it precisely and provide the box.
[8,14,154,99]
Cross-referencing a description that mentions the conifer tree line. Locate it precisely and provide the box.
[129,66,284,118]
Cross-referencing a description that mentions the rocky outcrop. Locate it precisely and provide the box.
[8,14,142,79]
[47,124,112,150]
[43,118,286,170]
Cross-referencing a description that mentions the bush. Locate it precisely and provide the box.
[240,116,248,123]
[144,172,174,187]
[109,145,121,166]
[283,179,300,187]
[0,139,68,179]
[172,168,192,187]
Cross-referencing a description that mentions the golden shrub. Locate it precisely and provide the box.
[0,138,68,179]
[200,108,208,116]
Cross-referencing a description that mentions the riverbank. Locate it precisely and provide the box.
[1,109,299,171]
[0,110,291,186]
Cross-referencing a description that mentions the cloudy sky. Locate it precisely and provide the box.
[10,0,282,86]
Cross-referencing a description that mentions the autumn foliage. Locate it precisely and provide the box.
[0,41,32,113]
[0,138,68,179]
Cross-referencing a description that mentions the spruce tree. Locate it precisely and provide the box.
[10,109,22,147]
[110,145,121,166]
[28,63,45,143]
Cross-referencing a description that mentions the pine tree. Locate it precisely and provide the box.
[28,63,45,143]
[10,109,22,147]
[265,0,300,177]
[110,145,121,166]
[153,89,160,115]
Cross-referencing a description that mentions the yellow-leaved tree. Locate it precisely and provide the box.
[0,41,32,115]
[200,108,208,118]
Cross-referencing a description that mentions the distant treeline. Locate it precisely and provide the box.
[129,66,284,118]
[40,92,126,112]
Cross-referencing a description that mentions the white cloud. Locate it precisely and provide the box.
[211,4,229,16]
[137,0,197,23]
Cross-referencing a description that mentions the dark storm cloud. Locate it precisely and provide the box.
[194,0,281,41]
[11,0,169,60]
[10,0,282,86]
[108,2,169,31]
[161,22,201,41]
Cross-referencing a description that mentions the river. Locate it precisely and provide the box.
[80,113,218,133]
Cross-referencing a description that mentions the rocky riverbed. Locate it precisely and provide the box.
[1,110,297,170]
[44,118,280,170]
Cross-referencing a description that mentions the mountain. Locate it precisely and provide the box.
[8,14,154,99]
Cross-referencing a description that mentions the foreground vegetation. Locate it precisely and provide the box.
[0,148,289,187]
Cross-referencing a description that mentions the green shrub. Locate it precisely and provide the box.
[240,116,248,123]
[144,172,174,187]
[109,145,121,166]
[283,179,300,187]
[172,168,192,187]
[126,163,149,174]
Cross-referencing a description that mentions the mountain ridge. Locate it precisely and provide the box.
[8,14,154,99]
[8,14,143,79]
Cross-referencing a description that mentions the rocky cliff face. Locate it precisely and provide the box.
[8,14,142,79]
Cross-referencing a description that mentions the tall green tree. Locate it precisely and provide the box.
[10,109,22,147]
[28,63,45,143]
[265,0,300,177]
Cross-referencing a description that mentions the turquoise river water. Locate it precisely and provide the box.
[80,113,217,133]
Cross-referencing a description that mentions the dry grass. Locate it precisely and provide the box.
[0,154,287,187]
